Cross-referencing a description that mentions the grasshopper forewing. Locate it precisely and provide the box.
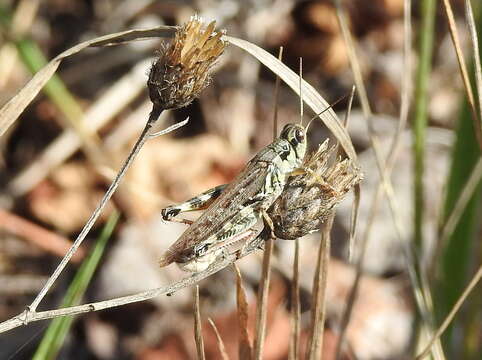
[159,123,307,272]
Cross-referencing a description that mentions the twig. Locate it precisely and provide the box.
[233,264,252,360]
[194,285,206,360]
[208,318,230,360]
[252,238,273,360]
[0,242,259,334]
[465,0,482,138]
[26,110,183,313]
[288,239,300,360]
[416,265,482,359]
[307,215,334,360]
[344,85,358,263]
[442,0,481,149]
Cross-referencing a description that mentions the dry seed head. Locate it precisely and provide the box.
[268,140,363,240]
[148,15,226,110]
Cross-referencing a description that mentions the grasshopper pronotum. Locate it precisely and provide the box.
[159,123,307,272]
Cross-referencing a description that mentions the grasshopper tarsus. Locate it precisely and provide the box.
[161,207,181,221]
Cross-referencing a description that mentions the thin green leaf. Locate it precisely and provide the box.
[32,211,119,360]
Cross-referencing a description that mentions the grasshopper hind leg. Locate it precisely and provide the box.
[161,184,227,224]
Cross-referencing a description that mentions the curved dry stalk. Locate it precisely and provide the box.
[416,266,482,360]
[0,240,259,334]
[0,26,176,137]
[226,36,356,161]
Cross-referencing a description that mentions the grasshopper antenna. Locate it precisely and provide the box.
[273,47,283,138]
[299,58,304,125]
[305,92,352,133]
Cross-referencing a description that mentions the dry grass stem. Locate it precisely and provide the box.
[307,215,334,360]
[344,85,359,262]
[465,0,482,141]
[442,0,482,149]
[288,239,301,360]
[0,240,260,334]
[208,318,230,360]
[233,264,252,360]
[194,285,206,360]
[252,238,273,360]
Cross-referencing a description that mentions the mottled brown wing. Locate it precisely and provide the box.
[159,159,271,266]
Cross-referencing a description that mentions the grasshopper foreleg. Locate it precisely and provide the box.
[161,184,227,224]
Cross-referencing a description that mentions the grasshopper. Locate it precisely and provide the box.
[159,123,307,272]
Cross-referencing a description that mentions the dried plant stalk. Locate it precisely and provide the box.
[208,318,230,360]
[288,239,301,360]
[194,285,206,360]
[268,140,362,240]
[233,265,253,360]
[26,14,226,317]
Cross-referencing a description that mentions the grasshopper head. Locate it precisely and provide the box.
[279,123,307,166]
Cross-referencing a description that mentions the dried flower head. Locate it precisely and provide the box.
[148,15,226,110]
[268,140,363,240]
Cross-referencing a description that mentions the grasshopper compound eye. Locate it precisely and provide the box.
[294,128,305,144]
[287,126,305,147]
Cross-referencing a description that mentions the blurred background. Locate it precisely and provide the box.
[0,0,481,359]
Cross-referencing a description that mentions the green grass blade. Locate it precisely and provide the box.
[437,3,482,357]
[32,211,119,360]
[413,0,437,250]
[0,4,100,151]
[15,39,85,125]
[439,100,481,357]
